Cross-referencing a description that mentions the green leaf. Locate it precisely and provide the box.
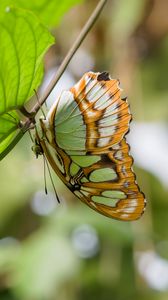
[0,111,22,160]
[0,129,24,161]
[0,6,54,113]
[0,112,19,143]
[2,0,82,28]
[0,6,54,159]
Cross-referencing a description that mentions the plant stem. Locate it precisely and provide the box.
[30,0,107,116]
[1,0,107,160]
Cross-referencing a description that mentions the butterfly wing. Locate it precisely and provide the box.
[38,72,146,221]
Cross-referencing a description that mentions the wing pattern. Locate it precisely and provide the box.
[37,71,146,221]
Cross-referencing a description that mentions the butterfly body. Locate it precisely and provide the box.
[35,72,146,221]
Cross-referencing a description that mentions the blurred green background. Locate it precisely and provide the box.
[0,0,168,299]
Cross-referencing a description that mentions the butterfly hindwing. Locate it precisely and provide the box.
[37,72,146,221]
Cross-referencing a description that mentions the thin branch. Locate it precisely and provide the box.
[30,0,107,116]
[1,1,107,160]
[19,106,35,118]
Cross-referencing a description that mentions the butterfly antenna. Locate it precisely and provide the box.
[44,99,48,109]
[43,155,48,194]
[34,89,46,119]
[43,155,60,204]
[28,130,34,143]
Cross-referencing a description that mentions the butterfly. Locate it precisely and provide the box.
[34,71,146,221]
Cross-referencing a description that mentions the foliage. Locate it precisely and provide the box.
[0,0,82,159]
[0,6,54,159]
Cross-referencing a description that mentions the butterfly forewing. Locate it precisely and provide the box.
[37,71,146,221]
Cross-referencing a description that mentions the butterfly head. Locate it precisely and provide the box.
[31,116,47,159]
[31,137,43,158]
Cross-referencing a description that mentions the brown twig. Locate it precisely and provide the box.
[1,0,107,160]
[20,0,107,120]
